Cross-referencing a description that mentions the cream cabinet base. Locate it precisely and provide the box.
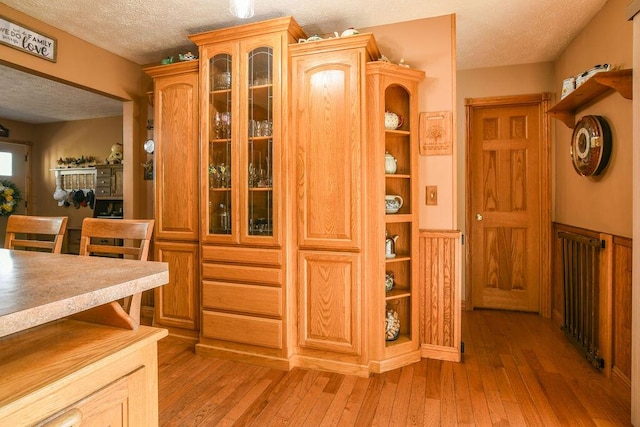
[0,319,167,426]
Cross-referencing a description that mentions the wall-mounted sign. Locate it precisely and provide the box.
[0,15,56,62]
[419,111,452,156]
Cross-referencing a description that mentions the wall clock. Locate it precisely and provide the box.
[143,138,155,154]
[570,115,612,176]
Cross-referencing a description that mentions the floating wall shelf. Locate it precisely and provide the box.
[547,69,632,128]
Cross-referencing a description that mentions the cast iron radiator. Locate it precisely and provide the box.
[558,231,604,369]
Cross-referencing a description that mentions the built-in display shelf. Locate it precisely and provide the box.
[547,69,632,128]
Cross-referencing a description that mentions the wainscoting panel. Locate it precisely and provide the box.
[419,230,462,362]
[612,235,632,386]
[551,222,632,387]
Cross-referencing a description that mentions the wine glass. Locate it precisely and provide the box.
[214,112,222,139]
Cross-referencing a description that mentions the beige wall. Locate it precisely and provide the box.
[33,116,124,230]
[366,14,456,230]
[0,3,151,220]
[553,0,633,237]
[0,116,122,230]
[0,118,38,142]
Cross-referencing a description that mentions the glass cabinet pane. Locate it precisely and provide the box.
[209,53,233,235]
[247,47,273,236]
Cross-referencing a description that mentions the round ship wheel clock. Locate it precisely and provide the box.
[570,115,612,176]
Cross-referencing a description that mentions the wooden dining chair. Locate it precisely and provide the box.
[4,215,68,254]
[76,217,155,327]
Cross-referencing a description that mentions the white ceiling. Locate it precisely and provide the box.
[0,0,608,124]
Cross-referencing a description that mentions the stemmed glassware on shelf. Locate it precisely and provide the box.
[214,112,231,139]
[248,119,272,137]
[209,163,231,188]
[248,162,271,188]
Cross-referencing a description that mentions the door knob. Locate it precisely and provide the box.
[476,213,483,221]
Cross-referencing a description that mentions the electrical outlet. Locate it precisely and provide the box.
[426,186,438,205]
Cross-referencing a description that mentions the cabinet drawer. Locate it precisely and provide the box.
[40,369,137,426]
[96,176,111,186]
[202,311,282,349]
[202,281,282,317]
[202,262,282,285]
[96,168,112,178]
[201,245,282,266]
[95,186,111,197]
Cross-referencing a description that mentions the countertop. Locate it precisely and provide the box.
[0,249,169,337]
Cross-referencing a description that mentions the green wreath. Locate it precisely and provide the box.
[0,180,21,217]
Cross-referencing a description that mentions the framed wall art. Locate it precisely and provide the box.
[419,111,452,156]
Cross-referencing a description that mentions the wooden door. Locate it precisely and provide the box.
[154,241,199,332]
[467,94,551,312]
[297,250,361,355]
[145,62,200,241]
[291,47,364,251]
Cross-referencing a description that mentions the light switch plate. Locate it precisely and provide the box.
[426,186,438,205]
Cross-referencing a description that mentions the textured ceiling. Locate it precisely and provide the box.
[0,0,608,124]
[0,66,123,124]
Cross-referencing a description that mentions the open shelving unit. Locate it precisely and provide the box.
[367,61,424,373]
[547,69,632,128]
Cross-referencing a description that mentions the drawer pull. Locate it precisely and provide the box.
[42,408,83,427]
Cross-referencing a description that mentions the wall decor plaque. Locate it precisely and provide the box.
[0,15,57,62]
[419,111,452,156]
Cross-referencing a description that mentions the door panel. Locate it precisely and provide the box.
[469,102,543,312]
[292,50,363,250]
[154,71,199,240]
[297,250,361,355]
[154,241,199,330]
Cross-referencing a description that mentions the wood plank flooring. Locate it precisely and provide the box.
[157,310,631,426]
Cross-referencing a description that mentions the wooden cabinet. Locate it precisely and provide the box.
[0,320,166,426]
[41,368,144,426]
[95,164,123,198]
[144,60,200,338]
[145,18,440,375]
[290,34,379,375]
[190,17,305,364]
[92,164,124,218]
[366,62,424,373]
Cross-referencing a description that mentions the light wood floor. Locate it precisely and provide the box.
[157,310,631,426]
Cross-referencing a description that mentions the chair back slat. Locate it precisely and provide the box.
[4,215,68,254]
[85,244,143,257]
[78,218,155,325]
[79,218,154,261]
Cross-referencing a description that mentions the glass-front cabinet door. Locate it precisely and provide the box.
[245,45,274,240]
[201,35,282,246]
[206,48,235,241]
